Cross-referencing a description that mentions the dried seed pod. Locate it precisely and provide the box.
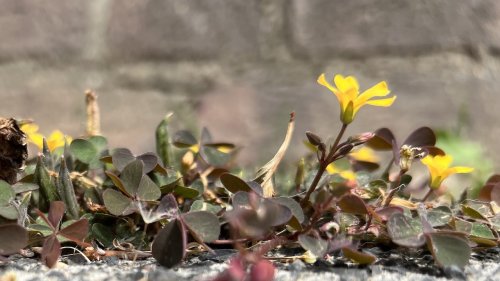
[0,118,28,184]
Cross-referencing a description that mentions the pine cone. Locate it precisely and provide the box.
[0,118,28,184]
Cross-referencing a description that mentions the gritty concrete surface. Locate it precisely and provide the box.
[0,257,499,281]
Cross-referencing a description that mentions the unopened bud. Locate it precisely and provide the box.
[349,132,375,146]
[306,131,323,147]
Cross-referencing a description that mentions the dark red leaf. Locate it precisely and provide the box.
[366,128,395,150]
[152,219,186,268]
[48,201,65,229]
[59,218,89,242]
[403,127,436,147]
[337,194,369,215]
[42,235,61,268]
[0,224,28,255]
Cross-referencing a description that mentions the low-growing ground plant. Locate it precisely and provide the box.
[0,76,498,281]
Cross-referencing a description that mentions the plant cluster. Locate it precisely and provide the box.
[0,78,498,281]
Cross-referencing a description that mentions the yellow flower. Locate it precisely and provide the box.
[326,163,356,181]
[349,147,379,163]
[20,123,72,152]
[420,154,474,189]
[317,74,396,124]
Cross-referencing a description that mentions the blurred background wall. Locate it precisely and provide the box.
[1,0,499,168]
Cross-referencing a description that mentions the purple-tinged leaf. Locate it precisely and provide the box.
[121,160,144,196]
[403,127,436,147]
[366,128,395,150]
[136,175,161,201]
[42,235,61,268]
[111,148,136,172]
[173,130,198,148]
[58,218,89,243]
[182,211,220,242]
[152,219,186,268]
[338,194,369,215]
[0,224,28,255]
[387,213,425,247]
[105,171,130,197]
[136,153,158,173]
[48,201,65,230]
[102,189,134,216]
[298,234,328,258]
[220,173,261,195]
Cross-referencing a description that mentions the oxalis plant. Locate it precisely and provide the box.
[0,78,497,280]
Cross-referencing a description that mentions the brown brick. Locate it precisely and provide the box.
[288,0,500,58]
[106,0,260,61]
[0,1,88,61]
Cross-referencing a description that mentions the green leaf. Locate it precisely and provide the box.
[91,223,114,248]
[88,136,108,153]
[156,113,174,167]
[102,189,134,216]
[200,146,231,167]
[0,205,18,220]
[57,157,79,219]
[121,160,144,196]
[34,156,59,205]
[0,180,14,205]
[426,233,470,268]
[105,171,130,197]
[427,206,452,227]
[298,234,328,258]
[173,186,199,199]
[190,200,222,213]
[12,182,39,194]
[136,175,161,201]
[70,139,98,164]
[182,211,220,242]
[220,173,262,196]
[387,213,425,247]
[471,223,495,239]
[152,219,186,268]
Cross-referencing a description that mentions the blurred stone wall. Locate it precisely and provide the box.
[1,0,500,167]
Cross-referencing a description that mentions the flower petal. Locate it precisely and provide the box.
[356,81,390,105]
[47,130,66,151]
[29,133,44,150]
[334,75,359,93]
[364,96,397,107]
[450,166,474,174]
[20,123,39,134]
[318,73,345,108]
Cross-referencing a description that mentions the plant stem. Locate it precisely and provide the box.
[383,169,405,207]
[301,124,347,205]
[422,188,433,202]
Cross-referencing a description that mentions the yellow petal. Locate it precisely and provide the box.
[450,166,474,174]
[189,144,200,153]
[216,145,233,153]
[364,96,397,107]
[334,75,359,93]
[20,123,39,134]
[28,133,44,150]
[339,170,356,181]
[356,81,390,105]
[326,163,340,174]
[318,73,345,106]
[47,130,66,151]
[349,147,379,163]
